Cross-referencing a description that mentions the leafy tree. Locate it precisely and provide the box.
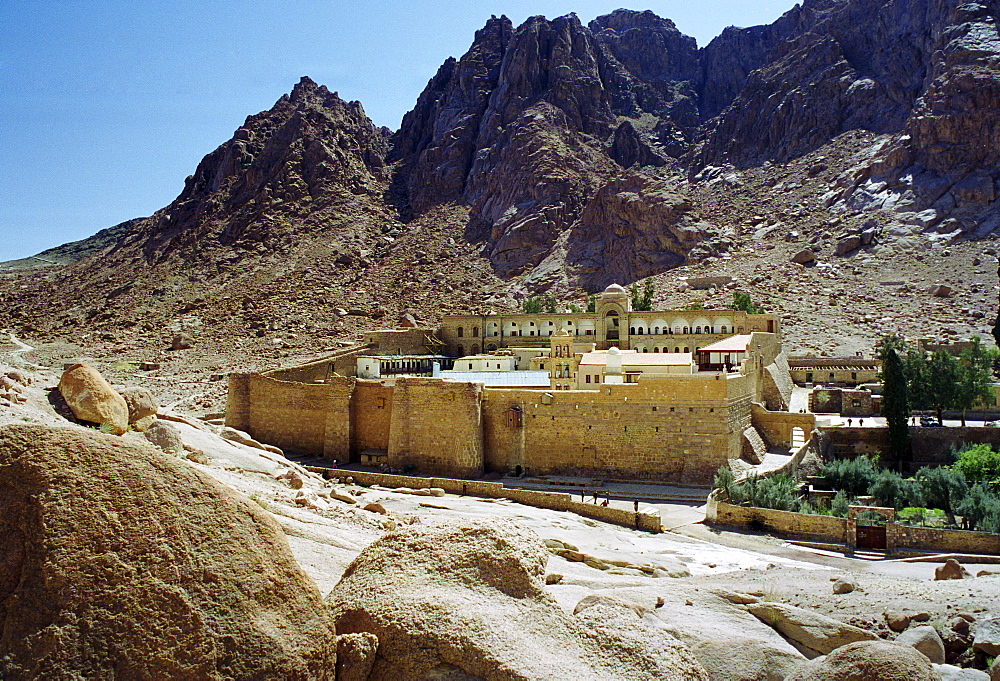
[823,456,878,497]
[955,482,1000,532]
[879,344,911,471]
[731,290,765,314]
[867,469,920,510]
[630,278,655,311]
[684,302,706,311]
[951,443,1000,488]
[914,466,968,521]
[544,297,557,314]
[830,490,853,517]
[585,295,597,313]
[521,296,543,314]
[905,350,960,425]
[568,304,582,313]
[955,337,997,425]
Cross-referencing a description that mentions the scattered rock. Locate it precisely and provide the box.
[277,470,305,489]
[834,235,862,256]
[896,625,946,663]
[712,589,760,605]
[934,663,991,680]
[0,424,337,680]
[792,249,816,264]
[170,332,195,350]
[143,419,183,453]
[784,640,936,680]
[936,558,972,580]
[928,284,954,298]
[545,573,563,585]
[884,610,912,632]
[832,577,855,594]
[974,617,1000,656]
[120,386,158,424]
[363,502,388,515]
[58,362,129,435]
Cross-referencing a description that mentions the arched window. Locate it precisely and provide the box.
[457,345,464,356]
[643,347,648,352]
[683,327,689,334]
[473,327,479,337]
[629,327,636,335]
[684,347,689,353]
[653,347,660,353]
[695,326,701,334]
[674,347,680,353]
[721,326,728,334]
[471,344,480,355]
[457,327,464,337]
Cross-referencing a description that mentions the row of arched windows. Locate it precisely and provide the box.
[629,326,730,335]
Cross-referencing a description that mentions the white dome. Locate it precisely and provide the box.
[607,346,622,355]
[604,283,627,294]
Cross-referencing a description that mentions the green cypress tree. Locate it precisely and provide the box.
[881,348,911,472]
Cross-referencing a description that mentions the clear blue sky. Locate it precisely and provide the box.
[0,1,796,262]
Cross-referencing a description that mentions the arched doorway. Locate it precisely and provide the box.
[604,310,620,340]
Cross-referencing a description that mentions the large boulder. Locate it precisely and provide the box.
[746,602,878,656]
[785,640,936,680]
[0,424,337,679]
[326,519,708,680]
[58,363,129,435]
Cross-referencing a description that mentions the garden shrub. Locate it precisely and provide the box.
[823,456,878,497]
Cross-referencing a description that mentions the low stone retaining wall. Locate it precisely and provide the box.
[706,494,848,543]
[706,491,1000,555]
[332,469,662,533]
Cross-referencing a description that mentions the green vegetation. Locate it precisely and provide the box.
[716,447,1000,532]
[877,336,911,471]
[822,456,878,497]
[731,290,765,314]
[951,443,1000,488]
[585,295,597,313]
[521,296,543,314]
[684,302,706,311]
[544,297,557,314]
[568,304,582,313]
[630,278,655,311]
[880,334,998,426]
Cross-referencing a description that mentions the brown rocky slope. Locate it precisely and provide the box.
[1,0,999,363]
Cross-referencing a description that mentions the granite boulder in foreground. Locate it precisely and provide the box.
[0,424,338,680]
[326,518,708,680]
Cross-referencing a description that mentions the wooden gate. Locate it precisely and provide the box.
[856,524,886,550]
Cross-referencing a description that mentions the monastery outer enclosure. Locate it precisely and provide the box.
[226,285,808,484]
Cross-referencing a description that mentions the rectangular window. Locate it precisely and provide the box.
[586,375,591,384]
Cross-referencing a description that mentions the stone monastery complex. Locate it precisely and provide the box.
[226,285,815,484]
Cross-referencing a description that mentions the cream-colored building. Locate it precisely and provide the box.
[439,283,779,357]
[578,348,694,387]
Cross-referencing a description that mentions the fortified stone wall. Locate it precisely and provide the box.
[481,374,747,483]
[387,377,485,478]
[824,426,1000,470]
[225,373,337,457]
[351,381,394,454]
[751,403,816,449]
